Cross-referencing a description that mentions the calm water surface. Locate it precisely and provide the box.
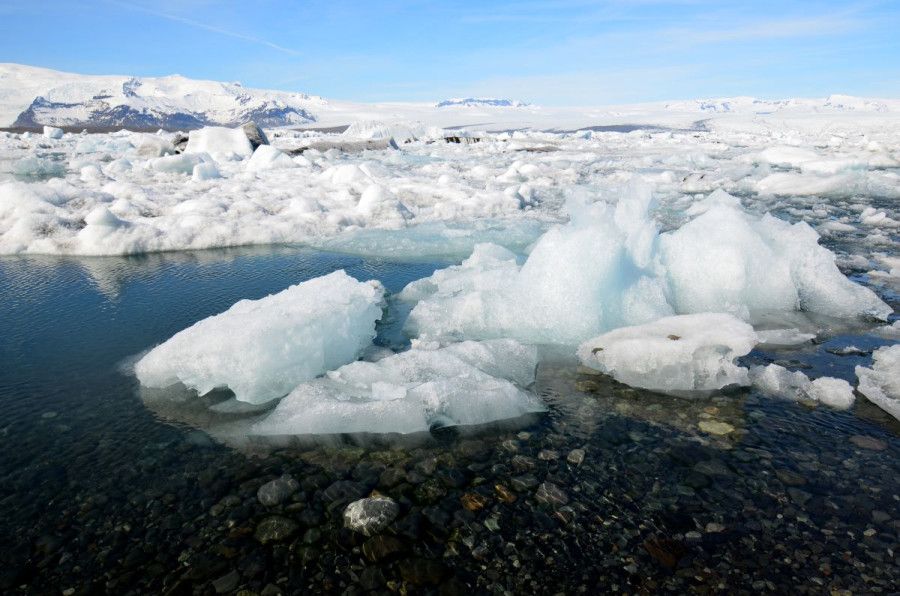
[1,246,898,595]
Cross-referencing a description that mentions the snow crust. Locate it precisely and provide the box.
[135,270,385,404]
[576,313,757,396]
[856,345,900,421]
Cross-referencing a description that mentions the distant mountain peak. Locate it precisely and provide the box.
[435,98,529,108]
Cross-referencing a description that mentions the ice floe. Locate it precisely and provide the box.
[576,313,757,396]
[856,345,900,421]
[135,270,385,404]
[250,340,543,435]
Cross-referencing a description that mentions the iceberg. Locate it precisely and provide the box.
[576,313,757,396]
[250,339,543,435]
[856,345,900,421]
[135,270,385,404]
[403,187,890,347]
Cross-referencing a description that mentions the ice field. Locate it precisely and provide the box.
[2,109,900,434]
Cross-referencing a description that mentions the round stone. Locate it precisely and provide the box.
[343,497,400,536]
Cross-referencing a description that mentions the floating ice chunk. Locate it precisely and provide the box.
[43,126,64,140]
[135,270,385,404]
[756,328,816,348]
[151,153,209,174]
[856,344,900,422]
[808,377,855,409]
[405,184,674,345]
[246,145,297,172]
[184,126,254,160]
[751,364,854,409]
[577,313,756,396]
[191,162,221,181]
[250,340,543,435]
[660,191,891,321]
[10,156,65,177]
[872,321,900,340]
[753,146,819,168]
[859,207,899,227]
[755,172,859,196]
[135,134,176,158]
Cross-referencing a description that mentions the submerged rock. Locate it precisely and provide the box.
[257,475,299,507]
[343,497,400,536]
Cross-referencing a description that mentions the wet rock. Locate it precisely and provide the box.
[414,479,446,505]
[850,435,887,451]
[494,484,517,503]
[698,421,735,436]
[535,482,569,506]
[362,535,408,563]
[538,449,560,461]
[359,566,386,591]
[643,536,687,569]
[343,497,400,536]
[257,475,299,507]
[566,449,585,466]
[398,558,450,586]
[322,480,369,503]
[212,569,240,593]
[510,474,539,492]
[378,467,406,488]
[510,455,536,471]
[460,493,489,512]
[775,470,807,486]
[254,516,299,544]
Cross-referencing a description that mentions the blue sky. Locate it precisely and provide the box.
[2,1,898,104]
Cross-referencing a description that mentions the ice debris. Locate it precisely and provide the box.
[750,364,855,409]
[856,344,900,421]
[135,270,385,404]
[250,339,543,435]
[576,313,757,396]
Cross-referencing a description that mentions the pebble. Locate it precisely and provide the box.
[775,469,807,486]
[461,492,489,511]
[257,475,300,507]
[535,482,569,506]
[362,535,408,563]
[212,570,240,594]
[343,497,400,536]
[567,449,585,466]
[538,449,560,461]
[494,483,517,503]
[698,421,735,435]
[254,516,299,544]
[850,435,888,451]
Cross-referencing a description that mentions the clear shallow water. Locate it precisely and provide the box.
[1,247,899,594]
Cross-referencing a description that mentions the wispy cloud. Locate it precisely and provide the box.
[102,0,300,56]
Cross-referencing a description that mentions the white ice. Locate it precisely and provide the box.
[576,313,757,396]
[855,344,900,422]
[403,186,890,347]
[750,364,855,409]
[250,339,543,435]
[135,270,385,404]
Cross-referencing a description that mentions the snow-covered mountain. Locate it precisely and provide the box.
[2,63,900,132]
[0,63,322,130]
[435,98,529,108]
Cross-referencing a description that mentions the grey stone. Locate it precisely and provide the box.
[343,496,400,536]
[241,122,269,150]
[212,570,240,594]
[567,449,585,466]
[257,475,299,507]
[535,482,569,506]
[254,516,299,544]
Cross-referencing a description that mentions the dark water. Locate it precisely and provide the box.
[1,247,899,595]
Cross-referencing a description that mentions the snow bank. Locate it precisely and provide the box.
[856,345,900,421]
[135,271,385,404]
[251,340,543,435]
[576,313,756,396]
[750,364,854,409]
